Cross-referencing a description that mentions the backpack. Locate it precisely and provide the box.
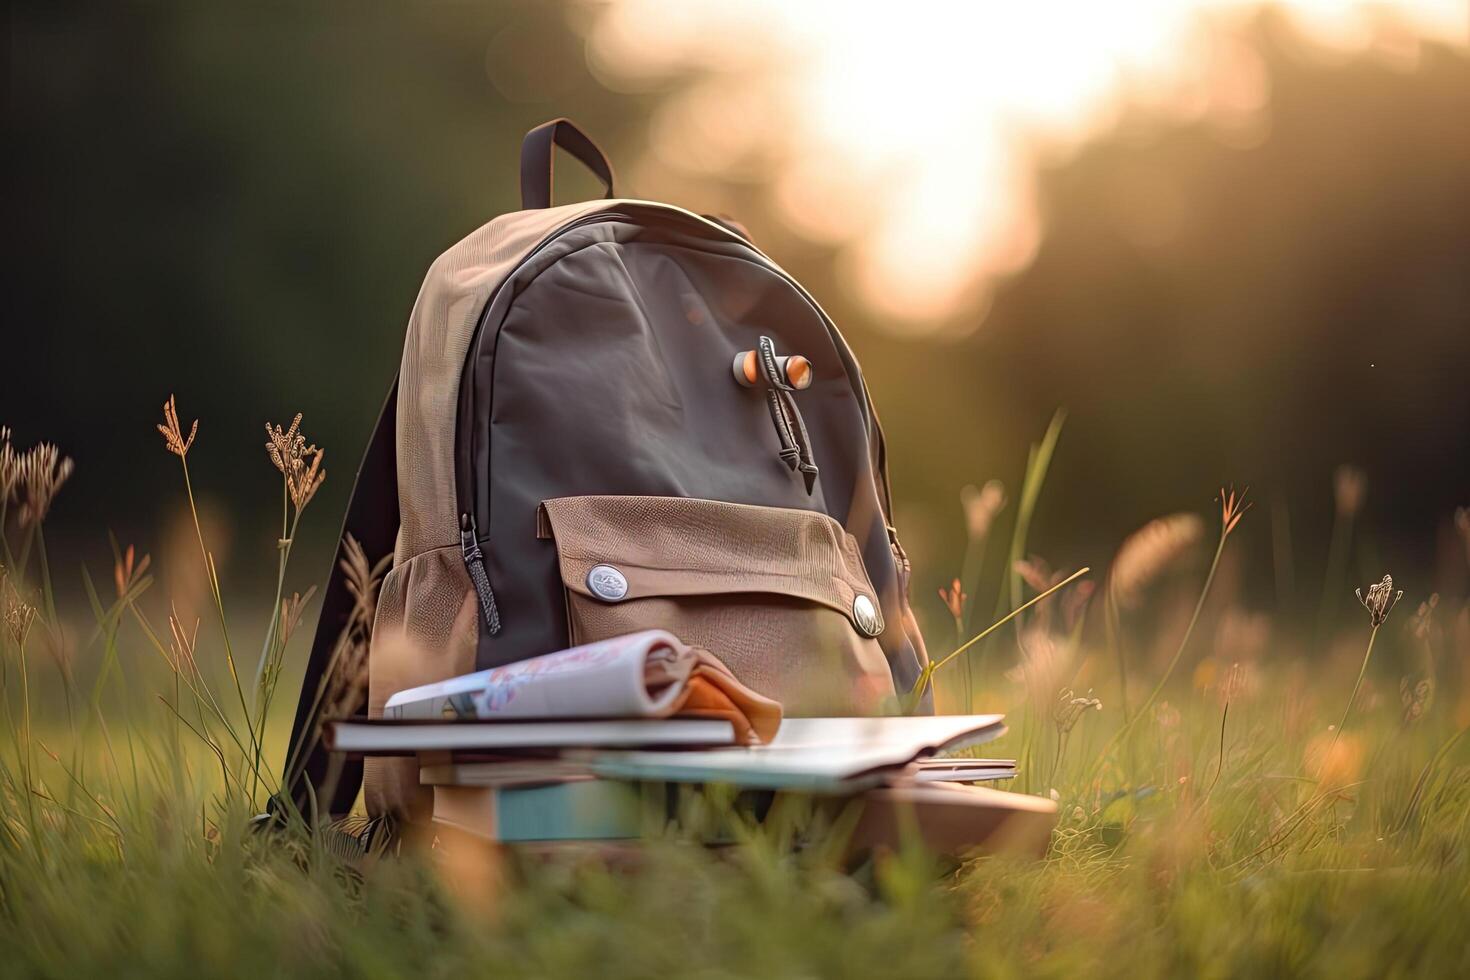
[281,118,932,826]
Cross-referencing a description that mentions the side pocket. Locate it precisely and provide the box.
[364,544,480,821]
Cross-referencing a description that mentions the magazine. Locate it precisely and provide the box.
[381,629,781,744]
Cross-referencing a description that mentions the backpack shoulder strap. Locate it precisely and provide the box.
[276,378,399,822]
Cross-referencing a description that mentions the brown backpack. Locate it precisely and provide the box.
[283,119,931,824]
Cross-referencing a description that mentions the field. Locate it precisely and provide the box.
[2,411,1469,979]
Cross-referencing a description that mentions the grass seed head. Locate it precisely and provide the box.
[17,442,74,527]
[278,587,317,651]
[1054,688,1102,736]
[265,414,326,513]
[0,427,19,505]
[1356,574,1403,627]
[937,577,965,621]
[322,534,392,719]
[157,395,198,458]
[264,414,305,474]
[1217,660,1253,707]
[1109,513,1205,609]
[114,544,151,601]
[1015,555,1063,595]
[1218,485,1251,538]
[1015,555,1090,633]
[287,448,325,512]
[2,571,37,647]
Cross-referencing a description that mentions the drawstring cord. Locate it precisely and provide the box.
[753,336,819,494]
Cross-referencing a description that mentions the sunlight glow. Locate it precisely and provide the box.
[580,0,1467,333]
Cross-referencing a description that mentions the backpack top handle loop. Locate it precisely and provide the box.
[520,118,616,210]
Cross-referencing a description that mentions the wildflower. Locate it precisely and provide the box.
[1154,700,1180,732]
[114,544,151,601]
[1054,688,1102,736]
[960,480,1006,539]
[157,395,198,457]
[1356,574,1403,628]
[1320,574,1405,781]
[1109,513,1204,609]
[937,578,965,622]
[1333,466,1366,519]
[17,443,74,526]
[265,413,326,513]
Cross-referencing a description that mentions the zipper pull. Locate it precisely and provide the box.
[460,514,501,636]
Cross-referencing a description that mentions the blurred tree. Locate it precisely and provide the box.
[4,3,1467,634]
[4,1,651,583]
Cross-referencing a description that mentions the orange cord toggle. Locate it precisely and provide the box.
[732,350,812,390]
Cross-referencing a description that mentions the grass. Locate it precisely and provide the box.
[2,413,1469,978]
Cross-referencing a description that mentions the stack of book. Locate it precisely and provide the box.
[327,631,1057,856]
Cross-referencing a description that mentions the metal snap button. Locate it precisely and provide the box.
[587,564,629,602]
[852,593,881,636]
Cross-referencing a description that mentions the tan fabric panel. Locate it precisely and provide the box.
[365,544,480,819]
[538,495,897,715]
[394,199,616,560]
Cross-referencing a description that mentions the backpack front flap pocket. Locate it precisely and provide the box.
[537,495,897,715]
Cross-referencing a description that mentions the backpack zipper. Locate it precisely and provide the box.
[459,513,501,635]
[454,211,632,637]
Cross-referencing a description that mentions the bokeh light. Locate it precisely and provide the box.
[582,0,1467,331]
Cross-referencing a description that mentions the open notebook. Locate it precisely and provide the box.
[570,715,1007,791]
